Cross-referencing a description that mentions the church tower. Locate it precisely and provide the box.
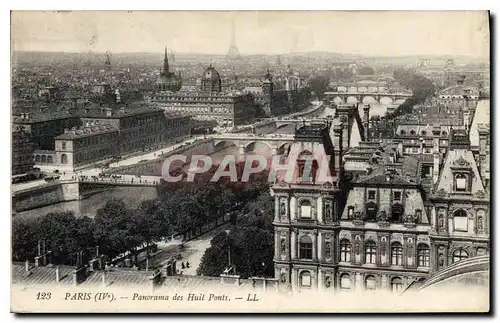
[262,69,274,110]
[162,46,170,76]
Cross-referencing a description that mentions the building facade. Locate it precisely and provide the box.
[149,65,256,127]
[12,123,35,175]
[272,121,345,292]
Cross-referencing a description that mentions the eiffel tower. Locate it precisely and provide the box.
[104,51,112,71]
[227,19,241,60]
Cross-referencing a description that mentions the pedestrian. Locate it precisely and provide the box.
[186,261,190,268]
[181,262,185,269]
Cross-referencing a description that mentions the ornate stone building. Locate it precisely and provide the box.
[428,128,490,274]
[339,143,431,293]
[149,65,256,127]
[271,121,345,292]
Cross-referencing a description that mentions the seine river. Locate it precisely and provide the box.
[16,104,366,221]
[15,187,160,221]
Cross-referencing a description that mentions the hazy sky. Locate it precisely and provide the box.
[11,11,490,57]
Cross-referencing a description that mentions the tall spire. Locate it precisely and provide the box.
[163,45,169,75]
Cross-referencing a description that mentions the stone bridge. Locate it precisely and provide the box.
[77,175,162,187]
[211,133,295,155]
[324,90,412,105]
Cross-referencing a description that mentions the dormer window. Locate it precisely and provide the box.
[455,174,468,192]
[347,206,354,218]
[368,190,376,200]
[393,191,402,202]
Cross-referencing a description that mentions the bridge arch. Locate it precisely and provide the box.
[380,96,394,105]
[348,86,357,93]
[362,96,377,104]
[358,86,368,93]
[244,141,273,154]
[368,86,379,93]
[337,86,347,92]
[213,140,239,151]
[332,96,344,105]
[346,96,359,104]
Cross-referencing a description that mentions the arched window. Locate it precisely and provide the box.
[452,249,469,263]
[299,235,313,260]
[300,200,312,219]
[340,239,351,262]
[340,273,351,290]
[391,277,404,293]
[60,154,68,164]
[410,130,416,135]
[391,242,403,265]
[41,155,47,163]
[421,130,427,136]
[365,275,376,290]
[365,241,377,264]
[299,271,311,287]
[35,155,41,162]
[417,244,430,267]
[47,155,53,164]
[453,209,468,232]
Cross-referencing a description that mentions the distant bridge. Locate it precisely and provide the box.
[211,133,295,155]
[325,90,412,105]
[77,175,162,187]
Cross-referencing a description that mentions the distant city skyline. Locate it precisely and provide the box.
[11,11,489,58]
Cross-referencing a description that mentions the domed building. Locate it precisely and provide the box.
[201,65,222,93]
[150,63,256,127]
[156,46,182,92]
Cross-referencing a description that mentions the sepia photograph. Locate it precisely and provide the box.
[9,10,491,313]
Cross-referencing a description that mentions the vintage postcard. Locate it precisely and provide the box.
[10,10,490,313]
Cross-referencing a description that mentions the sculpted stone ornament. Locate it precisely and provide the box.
[280,272,287,284]
[403,213,418,227]
[452,156,471,168]
[324,241,331,259]
[435,188,448,198]
[324,275,332,288]
[475,190,487,199]
[324,202,332,222]
[376,210,389,226]
[353,236,362,255]
[352,211,364,225]
[280,238,286,256]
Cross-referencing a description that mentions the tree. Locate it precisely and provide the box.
[309,75,330,100]
[12,217,40,262]
[197,187,275,279]
[94,199,136,260]
[358,66,375,75]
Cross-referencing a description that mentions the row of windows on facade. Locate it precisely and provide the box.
[167,106,232,114]
[399,130,448,136]
[297,271,405,293]
[297,237,431,267]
